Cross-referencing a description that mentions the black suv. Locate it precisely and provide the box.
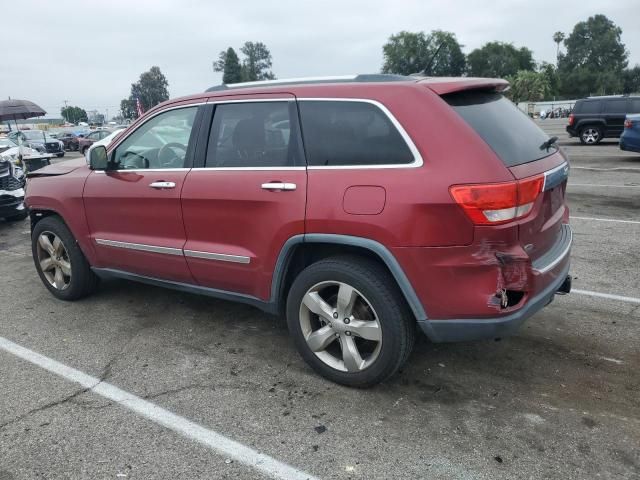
[567,95,640,145]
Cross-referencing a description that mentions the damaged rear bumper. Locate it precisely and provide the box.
[419,263,571,342]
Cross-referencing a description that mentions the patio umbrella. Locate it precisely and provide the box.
[0,99,46,131]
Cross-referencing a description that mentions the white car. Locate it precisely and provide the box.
[84,128,125,162]
[0,137,41,165]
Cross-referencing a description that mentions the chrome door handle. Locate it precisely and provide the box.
[149,181,176,189]
[261,182,297,191]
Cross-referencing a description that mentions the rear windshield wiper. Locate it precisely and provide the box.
[540,136,558,151]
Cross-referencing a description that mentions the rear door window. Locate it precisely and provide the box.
[630,99,640,113]
[205,102,295,168]
[443,91,556,167]
[579,101,602,114]
[603,99,628,113]
[298,100,415,166]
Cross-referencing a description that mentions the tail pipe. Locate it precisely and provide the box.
[556,275,572,295]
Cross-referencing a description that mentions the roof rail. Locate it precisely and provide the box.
[205,74,413,92]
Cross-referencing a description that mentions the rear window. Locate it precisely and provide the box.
[443,91,556,167]
[630,99,640,114]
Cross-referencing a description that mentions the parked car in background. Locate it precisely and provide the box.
[0,137,41,161]
[84,128,125,161]
[7,130,65,157]
[25,74,572,387]
[567,95,640,145]
[57,132,81,151]
[0,153,27,221]
[77,129,112,155]
[620,114,640,153]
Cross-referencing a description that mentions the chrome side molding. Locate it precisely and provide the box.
[95,238,251,264]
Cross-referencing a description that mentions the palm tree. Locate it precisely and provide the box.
[553,31,565,63]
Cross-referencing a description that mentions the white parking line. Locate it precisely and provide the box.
[571,166,640,172]
[572,289,640,305]
[569,183,640,188]
[0,336,319,480]
[570,216,640,225]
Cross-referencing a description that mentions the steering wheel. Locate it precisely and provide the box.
[158,142,188,167]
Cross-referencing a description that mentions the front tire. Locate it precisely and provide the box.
[579,125,603,145]
[286,256,415,387]
[57,152,65,158]
[31,216,99,300]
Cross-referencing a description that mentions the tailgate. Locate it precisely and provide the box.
[509,153,569,265]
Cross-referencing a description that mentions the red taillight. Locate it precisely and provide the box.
[568,114,574,126]
[449,175,544,225]
[624,119,633,129]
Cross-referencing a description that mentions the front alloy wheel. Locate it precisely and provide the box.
[300,281,382,372]
[36,231,72,290]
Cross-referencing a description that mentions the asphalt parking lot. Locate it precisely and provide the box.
[1,119,639,480]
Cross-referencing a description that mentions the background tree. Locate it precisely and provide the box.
[622,66,640,94]
[538,62,559,99]
[467,42,535,78]
[552,31,565,62]
[213,47,243,84]
[506,70,551,104]
[240,41,275,81]
[60,106,88,124]
[381,30,465,76]
[557,14,628,97]
[119,99,136,120]
[120,66,170,119]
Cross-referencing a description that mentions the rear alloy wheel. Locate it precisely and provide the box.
[580,126,602,145]
[287,256,415,387]
[32,216,99,300]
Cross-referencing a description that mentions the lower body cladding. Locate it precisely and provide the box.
[394,224,573,342]
[0,188,26,218]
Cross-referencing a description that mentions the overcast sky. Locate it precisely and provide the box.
[2,0,638,118]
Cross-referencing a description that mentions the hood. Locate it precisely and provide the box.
[27,157,87,177]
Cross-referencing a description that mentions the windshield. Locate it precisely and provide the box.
[0,138,18,148]
[443,91,558,167]
[22,130,47,140]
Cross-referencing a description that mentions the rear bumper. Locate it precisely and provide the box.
[420,262,570,342]
[393,223,572,342]
[566,126,578,137]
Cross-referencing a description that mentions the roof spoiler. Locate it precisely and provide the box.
[419,77,510,95]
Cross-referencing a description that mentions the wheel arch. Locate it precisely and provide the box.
[271,234,428,324]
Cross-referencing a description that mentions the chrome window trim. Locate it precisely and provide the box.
[95,239,183,256]
[184,249,250,264]
[93,168,192,174]
[207,98,295,105]
[190,166,306,172]
[297,97,424,170]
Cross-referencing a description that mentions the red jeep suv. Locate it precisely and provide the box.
[25,75,571,387]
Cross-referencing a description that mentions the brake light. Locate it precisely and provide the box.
[568,114,574,126]
[624,119,633,129]
[449,175,545,225]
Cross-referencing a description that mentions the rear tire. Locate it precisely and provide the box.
[31,216,99,300]
[579,125,603,145]
[286,255,415,387]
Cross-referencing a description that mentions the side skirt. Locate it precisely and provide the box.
[91,268,278,315]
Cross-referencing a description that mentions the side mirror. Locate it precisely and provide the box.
[89,145,108,170]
